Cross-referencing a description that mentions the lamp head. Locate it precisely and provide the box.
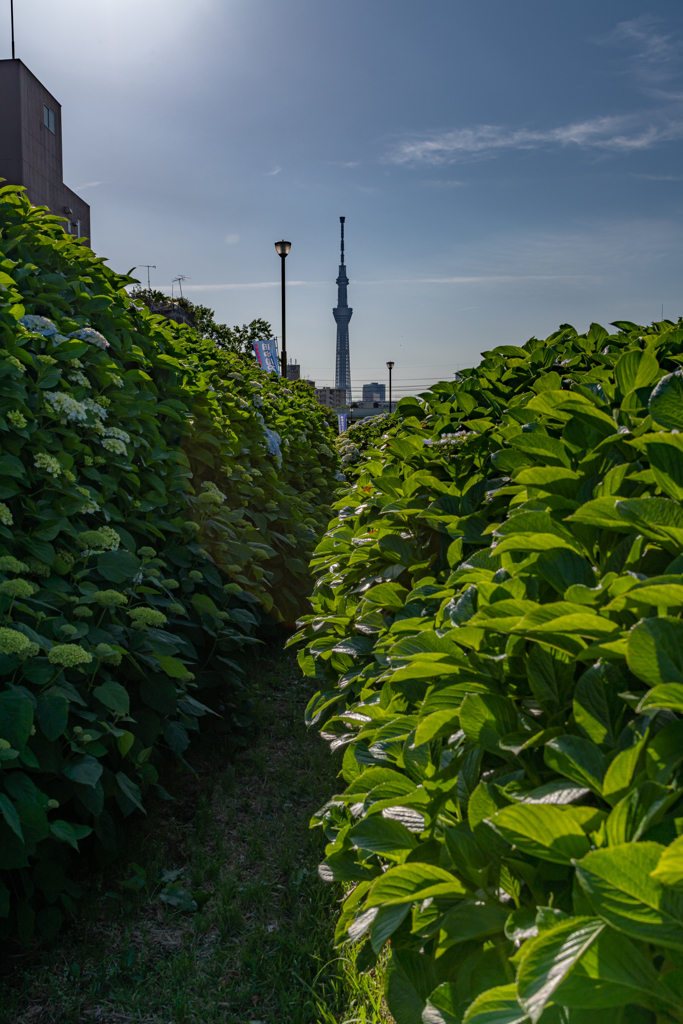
[274,240,292,257]
[386,361,395,370]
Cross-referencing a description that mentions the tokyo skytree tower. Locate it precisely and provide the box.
[333,216,352,404]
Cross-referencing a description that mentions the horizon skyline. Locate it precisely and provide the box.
[4,1,683,395]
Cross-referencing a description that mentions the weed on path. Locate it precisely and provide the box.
[0,647,388,1024]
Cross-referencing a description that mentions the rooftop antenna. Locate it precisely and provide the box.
[10,0,15,59]
[172,274,189,299]
[138,265,156,291]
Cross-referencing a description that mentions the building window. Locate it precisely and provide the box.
[43,104,55,134]
[76,220,81,238]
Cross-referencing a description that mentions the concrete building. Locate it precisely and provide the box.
[149,301,194,327]
[315,387,348,409]
[362,382,386,403]
[0,59,90,240]
[286,361,300,381]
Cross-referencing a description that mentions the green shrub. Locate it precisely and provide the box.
[336,411,396,472]
[294,319,683,1022]
[0,185,338,942]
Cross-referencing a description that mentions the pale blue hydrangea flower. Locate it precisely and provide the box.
[20,314,59,336]
[69,327,110,350]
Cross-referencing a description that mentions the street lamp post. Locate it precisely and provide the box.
[387,361,394,414]
[274,239,292,377]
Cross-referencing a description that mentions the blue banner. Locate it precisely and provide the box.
[253,338,280,374]
[337,412,347,434]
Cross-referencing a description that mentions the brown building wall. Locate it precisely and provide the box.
[0,59,90,242]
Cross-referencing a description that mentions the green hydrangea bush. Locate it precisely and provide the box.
[0,185,338,942]
[336,412,395,474]
[294,320,683,1023]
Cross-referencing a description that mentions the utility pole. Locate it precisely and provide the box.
[274,240,292,376]
[138,265,156,291]
[172,275,189,299]
[387,361,394,414]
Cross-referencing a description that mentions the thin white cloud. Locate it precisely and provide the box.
[265,166,282,176]
[387,114,683,165]
[635,174,683,181]
[356,275,585,285]
[73,180,107,190]
[594,16,683,85]
[183,281,322,291]
[421,179,466,188]
[182,275,581,291]
[225,233,239,244]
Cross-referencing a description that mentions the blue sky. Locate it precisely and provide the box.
[6,1,683,397]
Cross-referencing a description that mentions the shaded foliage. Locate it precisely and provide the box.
[294,318,683,1022]
[0,185,338,943]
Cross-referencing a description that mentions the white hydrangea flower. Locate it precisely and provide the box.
[199,480,227,505]
[0,349,25,373]
[68,371,90,388]
[45,392,87,422]
[70,327,110,350]
[106,371,124,387]
[34,453,62,476]
[0,503,13,526]
[77,526,120,554]
[101,437,127,455]
[7,410,26,430]
[20,314,59,336]
[83,397,108,420]
[75,486,100,513]
[104,427,130,443]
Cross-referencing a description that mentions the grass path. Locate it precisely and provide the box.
[0,645,387,1024]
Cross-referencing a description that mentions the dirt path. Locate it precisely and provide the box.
[0,647,386,1024]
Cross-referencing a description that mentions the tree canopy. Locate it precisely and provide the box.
[130,287,273,356]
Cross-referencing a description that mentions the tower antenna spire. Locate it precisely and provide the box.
[10,0,15,59]
[340,215,345,264]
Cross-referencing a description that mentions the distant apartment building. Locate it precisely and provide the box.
[362,382,386,403]
[315,387,348,409]
[0,59,90,240]
[286,362,300,381]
